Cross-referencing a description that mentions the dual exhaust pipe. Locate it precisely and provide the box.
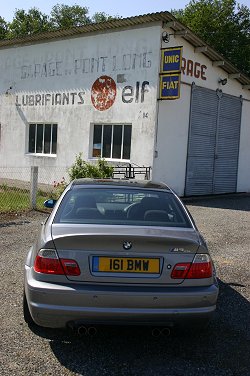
[77,326,97,336]
[77,326,171,337]
[151,327,171,337]
[72,324,171,337]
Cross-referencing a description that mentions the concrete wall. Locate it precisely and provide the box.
[153,31,250,195]
[0,24,161,175]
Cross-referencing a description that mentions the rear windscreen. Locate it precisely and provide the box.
[53,187,192,228]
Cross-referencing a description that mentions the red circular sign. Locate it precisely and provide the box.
[91,75,117,111]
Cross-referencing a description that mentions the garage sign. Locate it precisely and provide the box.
[159,46,182,100]
[161,47,182,73]
[159,74,181,99]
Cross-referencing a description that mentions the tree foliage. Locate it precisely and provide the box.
[7,8,51,38]
[92,12,118,23]
[0,16,8,39]
[50,3,91,29]
[1,3,118,39]
[172,0,250,75]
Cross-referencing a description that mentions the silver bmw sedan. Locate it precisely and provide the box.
[24,179,218,330]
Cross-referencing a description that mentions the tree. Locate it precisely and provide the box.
[50,3,91,29]
[92,12,119,23]
[7,8,51,38]
[0,16,8,39]
[5,4,118,39]
[50,4,118,29]
[172,0,250,76]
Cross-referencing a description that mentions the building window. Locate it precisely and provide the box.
[93,124,131,160]
[28,123,57,154]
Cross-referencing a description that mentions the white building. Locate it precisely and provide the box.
[0,12,249,196]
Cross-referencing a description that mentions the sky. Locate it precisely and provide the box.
[0,0,250,21]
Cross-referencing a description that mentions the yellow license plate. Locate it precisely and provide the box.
[93,256,160,273]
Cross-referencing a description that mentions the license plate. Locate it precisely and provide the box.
[92,256,160,273]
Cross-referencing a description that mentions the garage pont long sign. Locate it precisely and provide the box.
[159,46,182,100]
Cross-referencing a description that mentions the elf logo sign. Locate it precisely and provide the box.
[91,75,149,111]
[91,76,117,111]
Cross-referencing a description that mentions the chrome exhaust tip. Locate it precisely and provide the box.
[151,328,161,337]
[162,327,171,337]
[151,327,171,337]
[87,326,97,336]
[77,326,87,336]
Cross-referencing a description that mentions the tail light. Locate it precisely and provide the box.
[171,254,212,279]
[170,263,191,279]
[34,249,81,276]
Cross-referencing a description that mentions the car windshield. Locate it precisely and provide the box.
[53,187,192,228]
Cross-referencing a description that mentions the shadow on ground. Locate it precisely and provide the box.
[29,280,250,376]
[183,194,250,212]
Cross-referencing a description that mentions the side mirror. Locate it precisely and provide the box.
[44,199,57,208]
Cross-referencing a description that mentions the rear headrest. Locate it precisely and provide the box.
[140,197,162,209]
[75,208,102,219]
[75,194,97,208]
[144,210,169,222]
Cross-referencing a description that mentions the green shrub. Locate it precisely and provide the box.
[50,154,114,200]
[68,153,114,180]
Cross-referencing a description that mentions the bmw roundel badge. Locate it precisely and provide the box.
[123,241,132,250]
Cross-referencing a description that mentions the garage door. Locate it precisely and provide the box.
[185,85,242,196]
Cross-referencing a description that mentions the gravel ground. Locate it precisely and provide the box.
[0,196,249,376]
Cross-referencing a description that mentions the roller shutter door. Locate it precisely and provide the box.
[185,85,242,196]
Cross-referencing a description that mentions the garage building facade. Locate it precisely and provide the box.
[0,12,249,196]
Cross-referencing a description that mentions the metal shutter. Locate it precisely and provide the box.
[213,94,242,193]
[185,85,242,196]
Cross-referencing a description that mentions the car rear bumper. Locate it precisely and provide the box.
[25,266,219,328]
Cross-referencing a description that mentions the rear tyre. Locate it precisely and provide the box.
[23,291,36,327]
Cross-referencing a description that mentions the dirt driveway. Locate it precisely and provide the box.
[0,196,249,376]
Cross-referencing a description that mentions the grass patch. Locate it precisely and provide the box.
[0,189,49,213]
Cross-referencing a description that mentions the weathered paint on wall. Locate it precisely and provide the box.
[0,25,161,171]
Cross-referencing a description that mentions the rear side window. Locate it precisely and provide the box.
[54,188,192,228]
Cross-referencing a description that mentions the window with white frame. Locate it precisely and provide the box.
[28,123,57,155]
[92,124,132,160]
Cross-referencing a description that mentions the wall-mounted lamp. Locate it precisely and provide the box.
[162,31,173,43]
[218,78,228,86]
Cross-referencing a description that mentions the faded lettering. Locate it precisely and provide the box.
[15,78,149,109]
[181,57,207,81]
[20,51,153,80]
[122,81,149,104]
[122,86,134,103]
[16,91,85,106]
